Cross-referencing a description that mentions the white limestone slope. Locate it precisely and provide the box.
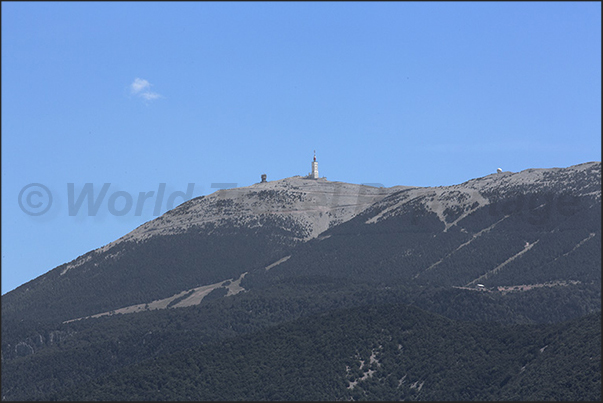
[455,161,601,195]
[365,161,601,229]
[105,176,403,246]
[366,187,489,231]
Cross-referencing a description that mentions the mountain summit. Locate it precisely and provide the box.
[2,162,601,401]
[114,176,405,244]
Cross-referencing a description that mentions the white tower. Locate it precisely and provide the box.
[310,150,319,179]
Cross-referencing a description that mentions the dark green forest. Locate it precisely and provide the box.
[51,305,601,401]
[2,279,600,400]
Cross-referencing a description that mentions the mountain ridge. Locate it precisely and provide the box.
[3,162,600,324]
[2,161,600,401]
[27,161,603,283]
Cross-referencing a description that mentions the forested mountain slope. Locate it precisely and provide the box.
[52,305,602,401]
[2,162,600,401]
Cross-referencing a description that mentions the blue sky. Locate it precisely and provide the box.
[2,2,601,294]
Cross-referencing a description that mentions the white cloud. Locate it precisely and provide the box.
[129,78,162,101]
[140,91,162,101]
[131,78,150,94]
